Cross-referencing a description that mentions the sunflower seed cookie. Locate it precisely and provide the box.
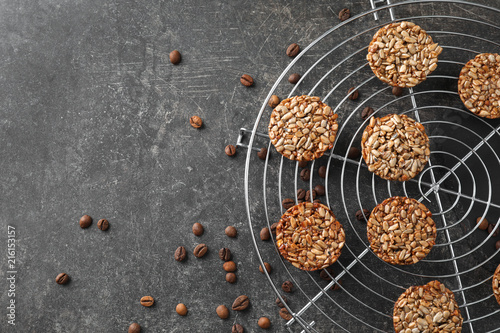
[458,53,500,119]
[394,280,463,332]
[367,196,436,265]
[493,263,500,305]
[361,114,430,181]
[367,21,442,87]
[276,202,345,271]
[268,95,339,161]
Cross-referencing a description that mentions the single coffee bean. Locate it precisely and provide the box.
[496,240,500,250]
[330,279,343,291]
[257,147,268,160]
[55,273,70,285]
[282,198,294,210]
[288,73,300,84]
[268,95,280,108]
[260,227,270,241]
[176,303,188,316]
[226,272,237,283]
[318,166,327,178]
[347,147,361,160]
[128,322,141,333]
[240,74,254,87]
[282,280,293,293]
[298,160,308,168]
[297,189,306,200]
[259,262,272,274]
[219,248,232,261]
[232,295,250,311]
[270,222,278,235]
[314,198,321,204]
[314,185,325,196]
[286,43,300,57]
[258,317,271,329]
[339,8,351,21]
[193,243,208,258]
[305,189,316,201]
[97,219,109,231]
[189,115,203,128]
[392,86,404,96]
[225,144,236,157]
[300,168,310,181]
[355,209,370,222]
[225,225,237,237]
[279,308,293,320]
[488,224,499,237]
[175,246,187,262]
[477,217,489,230]
[79,214,92,228]
[169,50,182,64]
[192,222,204,236]
[223,261,237,272]
[319,267,335,281]
[232,323,244,333]
[348,87,359,100]
[275,296,288,308]
[140,296,154,307]
[361,107,374,120]
[216,305,229,319]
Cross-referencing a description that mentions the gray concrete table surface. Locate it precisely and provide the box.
[0,0,498,332]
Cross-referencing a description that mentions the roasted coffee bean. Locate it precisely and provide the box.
[282,198,294,210]
[79,214,92,228]
[270,222,278,235]
[298,160,308,168]
[330,279,343,291]
[477,217,489,230]
[300,168,310,181]
[56,273,70,285]
[286,43,300,57]
[128,322,141,333]
[314,198,321,204]
[97,219,109,231]
[176,303,188,316]
[279,308,292,320]
[225,144,236,157]
[226,272,237,283]
[175,246,187,262]
[318,166,327,178]
[288,73,300,84]
[282,281,293,293]
[259,262,272,274]
[392,86,403,96]
[257,147,268,160]
[347,147,361,159]
[319,268,334,281]
[488,224,499,237]
[225,226,237,237]
[268,95,280,108]
[355,209,370,222]
[258,317,271,329]
[193,244,208,258]
[496,240,500,250]
[305,189,316,201]
[276,296,288,308]
[339,8,351,21]
[192,222,204,236]
[169,50,182,64]
[223,261,237,272]
[232,324,244,333]
[219,248,232,261]
[240,74,254,87]
[260,227,270,241]
[140,296,154,307]
[297,189,306,200]
[348,87,359,100]
[361,107,374,120]
[314,185,325,196]
[189,115,203,128]
[216,305,229,319]
[232,295,250,311]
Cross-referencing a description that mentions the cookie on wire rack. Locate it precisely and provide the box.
[276,202,345,271]
[268,95,338,161]
[494,263,500,305]
[367,196,437,265]
[458,53,500,119]
[367,21,443,88]
[394,280,463,332]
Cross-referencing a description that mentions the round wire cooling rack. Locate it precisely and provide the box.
[239,1,500,332]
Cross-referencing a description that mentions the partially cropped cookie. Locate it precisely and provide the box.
[394,280,463,332]
[494,263,500,305]
[361,114,430,181]
[367,21,442,87]
[276,202,345,271]
[458,53,500,119]
[367,196,436,265]
[268,95,338,161]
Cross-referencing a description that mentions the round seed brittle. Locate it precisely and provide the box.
[458,53,500,119]
[276,202,345,271]
[367,21,442,87]
[268,95,339,161]
[394,280,463,333]
[367,196,436,265]
[361,114,430,181]
[494,264,500,305]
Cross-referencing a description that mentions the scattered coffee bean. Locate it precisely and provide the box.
[305,189,316,201]
[279,308,292,320]
[79,215,92,228]
[259,262,272,274]
[348,87,359,100]
[314,198,321,204]
[314,185,325,196]
[240,74,254,87]
[175,246,187,262]
[361,107,374,120]
[257,147,268,160]
[232,323,244,333]
[270,222,278,235]
[219,248,232,261]
[318,166,327,178]
[97,219,109,231]
[476,217,489,230]
[275,296,288,308]
[169,50,182,64]
[232,295,250,311]
[192,222,204,236]
[223,261,237,272]
[176,303,188,316]
[226,272,237,283]
[288,73,300,84]
[488,224,499,237]
[347,147,361,159]
[260,227,270,241]
[286,43,300,57]
[140,296,154,307]
[300,168,310,181]
[282,198,294,210]
[319,268,334,281]
[55,273,70,285]
[193,244,208,258]
[331,279,343,291]
[225,226,237,238]
[282,281,293,293]
[189,115,203,128]
[339,8,351,21]
[496,240,500,250]
[128,322,141,333]
[297,189,306,201]
[216,305,229,319]
[298,160,308,168]
[355,209,370,222]
[225,144,236,157]
[258,317,271,329]
[392,86,403,96]
[268,95,280,108]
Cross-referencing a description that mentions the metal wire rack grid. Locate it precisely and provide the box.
[239,1,500,332]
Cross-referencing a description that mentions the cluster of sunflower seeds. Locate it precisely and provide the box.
[494,264,500,305]
[268,95,338,161]
[367,21,443,87]
[276,202,345,271]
